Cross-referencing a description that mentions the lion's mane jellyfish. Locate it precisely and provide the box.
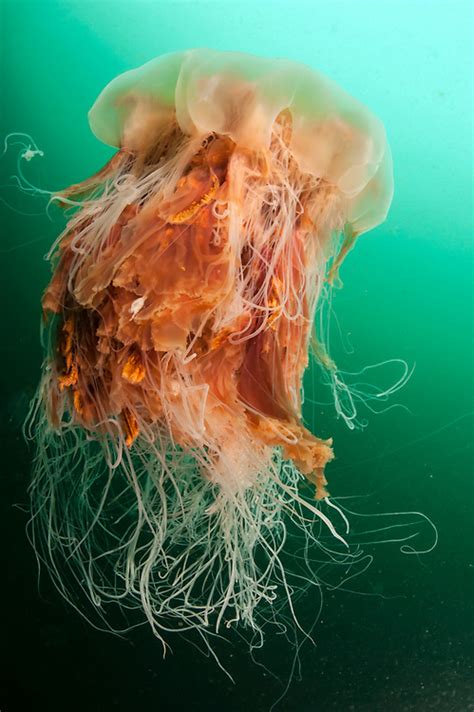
[29,49,393,648]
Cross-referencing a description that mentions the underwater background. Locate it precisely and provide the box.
[0,1,472,710]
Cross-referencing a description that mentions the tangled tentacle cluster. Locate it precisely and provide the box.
[27,112,354,645]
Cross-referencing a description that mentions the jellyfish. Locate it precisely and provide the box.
[27,49,393,651]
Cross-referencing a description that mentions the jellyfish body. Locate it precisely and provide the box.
[29,49,393,646]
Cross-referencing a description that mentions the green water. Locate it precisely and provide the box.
[0,1,472,710]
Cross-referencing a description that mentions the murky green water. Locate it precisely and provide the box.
[0,1,472,710]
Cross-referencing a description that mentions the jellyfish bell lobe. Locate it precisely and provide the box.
[89,49,392,238]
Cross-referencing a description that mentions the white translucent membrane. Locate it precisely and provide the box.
[88,48,393,236]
